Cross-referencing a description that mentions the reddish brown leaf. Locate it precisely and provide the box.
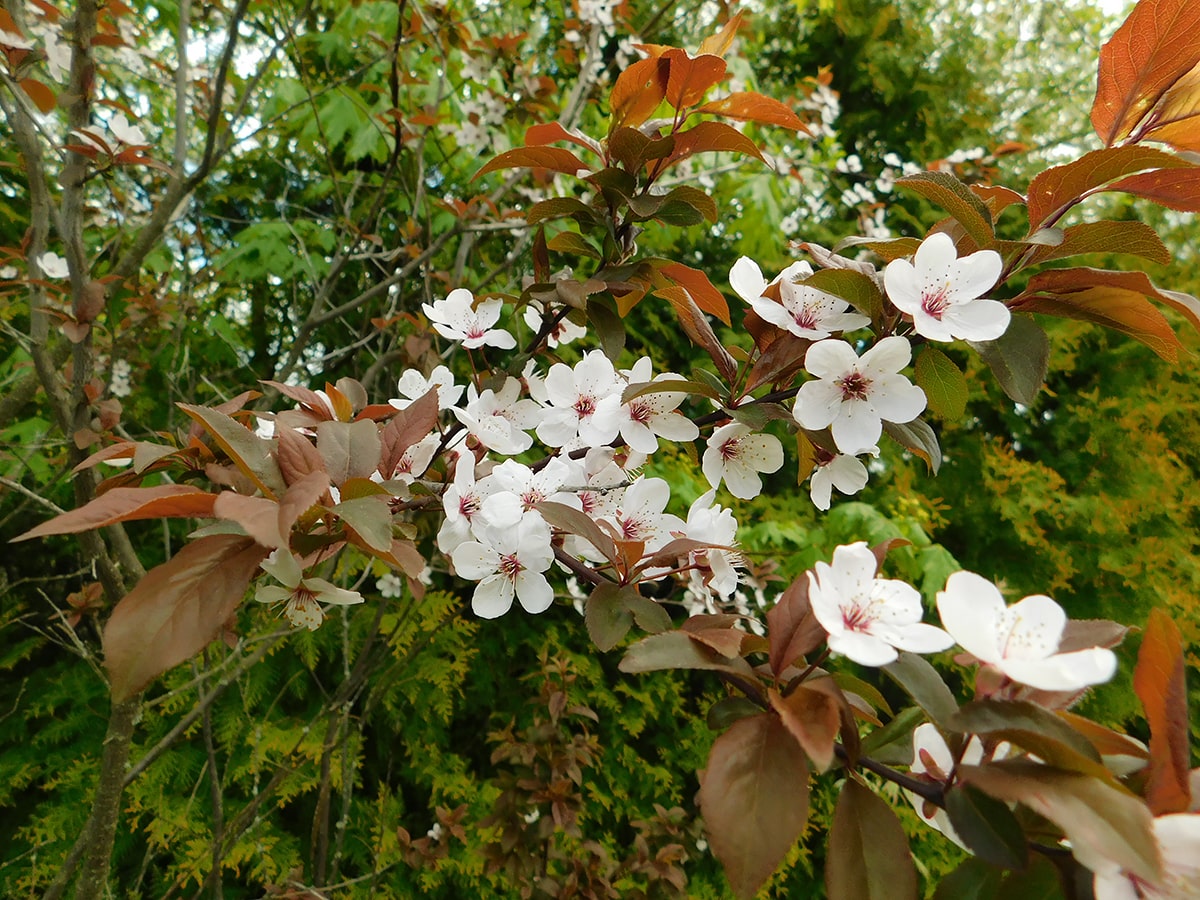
[20,78,56,113]
[694,92,807,131]
[961,761,1160,885]
[213,493,285,548]
[277,469,330,537]
[1025,146,1189,230]
[769,683,841,772]
[609,56,670,131]
[1143,59,1200,151]
[745,332,810,394]
[103,535,268,700]
[1091,0,1200,146]
[656,285,738,383]
[1107,166,1200,212]
[696,11,744,57]
[473,146,590,180]
[524,122,601,157]
[537,500,617,566]
[13,485,217,542]
[660,261,731,325]
[378,388,438,479]
[699,713,811,900]
[665,120,765,170]
[765,571,825,676]
[317,419,382,484]
[1034,266,1200,332]
[275,426,326,486]
[663,48,727,109]
[260,380,332,418]
[826,779,918,900]
[1134,609,1192,815]
[1016,267,1187,361]
[1028,219,1171,267]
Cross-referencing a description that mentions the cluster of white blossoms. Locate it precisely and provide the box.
[262,230,1009,624]
[806,541,1117,691]
[730,230,1005,509]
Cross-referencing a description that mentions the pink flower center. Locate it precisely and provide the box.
[574,395,596,417]
[792,305,819,330]
[521,488,546,510]
[836,371,872,401]
[459,494,481,519]
[719,437,743,461]
[629,400,652,424]
[498,552,524,581]
[921,285,951,320]
[841,602,875,632]
[619,515,648,541]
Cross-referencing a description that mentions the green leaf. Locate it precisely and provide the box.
[526,197,600,226]
[585,582,636,651]
[969,314,1049,406]
[179,403,286,499]
[545,229,601,259]
[896,173,994,247]
[826,779,918,900]
[707,696,762,731]
[944,784,1029,870]
[882,417,942,474]
[915,347,967,420]
[586,295,626,361]
[619,631,757,678]
[801,268,885,322]
[333,496,393,553]
[884,652,958,727]
[946,700,1107,778]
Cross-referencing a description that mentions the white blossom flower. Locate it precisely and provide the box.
[479,458,579,532]
[384,432,440,483]
[729,257,810,310]
[0,28,34,50]
[451,378,540,455]
[753,271,871,340]
[906,723,987,849]
[39,251,69,279]
[596,476,683,550]
[702,422,784,500]
[109,359,132,398]
[884,232,1008,342]
[1091,814,1200,900]
[422,288,516,350]
[808,448,870,511]
[536,350,623,449]
[376,573,403,599]
[676,490,742,599]
[389,365,463,411]
[936,571,1118,691]
[607,357,700,454]
[43,28,69,81]
[793,337,926,456]
[808,542,953,666]
[109,113,147,146]
[437,450,495,555]
[452,515,556,618]
[255,549,364,631]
